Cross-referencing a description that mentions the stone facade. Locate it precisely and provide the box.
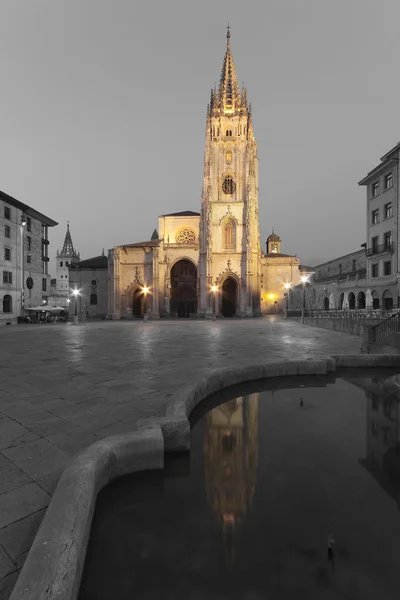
[359,142,400,309]
[108,31,306,319]
[0,190,57,324]
[288,249,367,311]
[69,254,108,319]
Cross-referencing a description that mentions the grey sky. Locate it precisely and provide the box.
[0,0,398,271]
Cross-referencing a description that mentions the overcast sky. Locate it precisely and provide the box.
[0,0,398,271]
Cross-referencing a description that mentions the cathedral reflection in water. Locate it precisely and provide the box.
[203,393,259,563]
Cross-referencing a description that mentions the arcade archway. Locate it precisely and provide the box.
[221,277,237,317]
[170,259,197,317]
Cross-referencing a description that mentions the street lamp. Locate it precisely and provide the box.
[211,285,218,321]
[72,289,79,324]
[284,283,291,314]
[20,214,26,320]
[142,286,149,321]
[301,275,309,323]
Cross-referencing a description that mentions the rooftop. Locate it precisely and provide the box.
[161,210,200,217]
[77,255,108,269]
[0,189,58,227]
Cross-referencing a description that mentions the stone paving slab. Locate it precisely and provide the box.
[0,317,361,598]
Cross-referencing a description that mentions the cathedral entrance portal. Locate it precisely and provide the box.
[221,278,237,317]
[170,260,197,318]
[132,288,143,317]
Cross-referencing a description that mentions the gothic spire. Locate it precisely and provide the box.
[218,24,240,115]
[61,222,76,256]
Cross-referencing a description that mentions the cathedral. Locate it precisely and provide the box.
[106,28,307,319]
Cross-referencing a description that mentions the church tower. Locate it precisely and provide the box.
[56,223,79,292]
[198,27,261,317]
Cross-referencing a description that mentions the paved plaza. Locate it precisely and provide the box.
[0,317,360,598]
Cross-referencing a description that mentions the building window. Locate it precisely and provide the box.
[66,261,69,267]
[371,209,379,224]
[384,261,392,276]
[384,202,392,219]
[4,206,11,220]
[384,173,393,190]
[223,219,236,250]
[352,259,356,272]
[4,247,11,261]
[339,264,342,274]
[371,422,378,437]
[27,255,31,264]
[327,267,330,276]
[226,151,232,162]
[4,225,10,238]
[60,261,63,267]
[371,182,380,197]
[90,293,98,305]
[42,278,47,292]
[371,263,379,278]
[27,236,31,251]
[3,271,12,284]
[384,231,392,250]
[225,129,232,137]
[26,217,31,232]
[371,236,379,253]
[2,294,12,313]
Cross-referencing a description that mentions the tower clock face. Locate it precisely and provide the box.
[222,176,236,195]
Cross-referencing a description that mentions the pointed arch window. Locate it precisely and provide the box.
[223,219,236,250]
[226,129,232,137]
[222,175,236,195]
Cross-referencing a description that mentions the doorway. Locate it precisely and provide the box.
[221,278,237,317]
[132,289,143,317]
[170,260,197,317]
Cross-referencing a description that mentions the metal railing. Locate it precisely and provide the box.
[366,242,394,257]
[369,311,400,343]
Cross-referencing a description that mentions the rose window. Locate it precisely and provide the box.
[176,229,196,244]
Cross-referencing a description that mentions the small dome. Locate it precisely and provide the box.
[267,231,280,242]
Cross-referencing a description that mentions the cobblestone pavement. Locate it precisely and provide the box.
[0,317,360,598]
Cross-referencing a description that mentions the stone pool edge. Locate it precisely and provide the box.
[10,354,400,600]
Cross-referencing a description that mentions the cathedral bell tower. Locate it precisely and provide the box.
[198,27,261,317]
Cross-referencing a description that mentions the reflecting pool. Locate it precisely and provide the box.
[79,370,400,600]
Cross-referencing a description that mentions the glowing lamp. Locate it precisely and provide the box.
[211,285,218,293]
[301,276,308,283]
[268,293,275,300]
[142,286,149,295]
[72,289,79,297]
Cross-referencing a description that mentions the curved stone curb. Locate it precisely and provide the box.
[331,354,400,368]
[9,426,164,600]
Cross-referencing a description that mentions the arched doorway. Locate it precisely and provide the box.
[170,259,197,317]
[323,296,329,310]
[383,289,394,310]
[221,278,237,317]
[132,288,143,317]
[339,293,344,309]
[348,292,356,309]
[357,291,366,309]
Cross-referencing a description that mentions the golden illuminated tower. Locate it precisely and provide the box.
[203,393,259,563]
[198,27,261,317]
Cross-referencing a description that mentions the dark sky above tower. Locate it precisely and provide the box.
[0,0,398,271]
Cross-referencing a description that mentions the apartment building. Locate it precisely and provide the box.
[0,190,57,324]
[359,142,400,309]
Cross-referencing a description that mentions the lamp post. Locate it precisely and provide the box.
[72,289,79,324]
[211,285,218,321]
[301,275,309,323]
[142,286,149,321]
[284,283,291,317]
[20,214,26,320]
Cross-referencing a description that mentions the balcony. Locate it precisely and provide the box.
[366,242,394,257]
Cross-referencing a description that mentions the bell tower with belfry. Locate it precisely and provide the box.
[198,25,261,317]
